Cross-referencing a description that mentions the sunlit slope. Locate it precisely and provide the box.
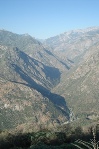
[53,43,99,121]
[0,45,69,130]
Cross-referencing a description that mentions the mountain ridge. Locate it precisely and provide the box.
[44,26,99,63]
[53,42,99,124]
[0,37,70,130]
[0,27,99,130]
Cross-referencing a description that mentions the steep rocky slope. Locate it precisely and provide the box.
[53,42,99,123]
[0,45,61,89]
[0,27,99,131]
[0,30,71,72]
[44,27,99,62]
[0,43,70,130]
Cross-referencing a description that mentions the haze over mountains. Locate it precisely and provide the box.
[44,27,99,62]
[0,27,99,131]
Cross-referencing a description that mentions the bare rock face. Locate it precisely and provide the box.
[44,27,99,61]
[0,30,71,72]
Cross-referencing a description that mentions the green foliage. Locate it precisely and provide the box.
[0,125,98,149]
[29,142,74,149]
[72,126,99,149]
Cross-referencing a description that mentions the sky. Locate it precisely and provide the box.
[0,0,99,39]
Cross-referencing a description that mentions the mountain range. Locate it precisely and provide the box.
[0,27,99,131]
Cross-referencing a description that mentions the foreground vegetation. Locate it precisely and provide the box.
[0,124,99,149]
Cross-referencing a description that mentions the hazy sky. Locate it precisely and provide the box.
[0,0,99,39]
